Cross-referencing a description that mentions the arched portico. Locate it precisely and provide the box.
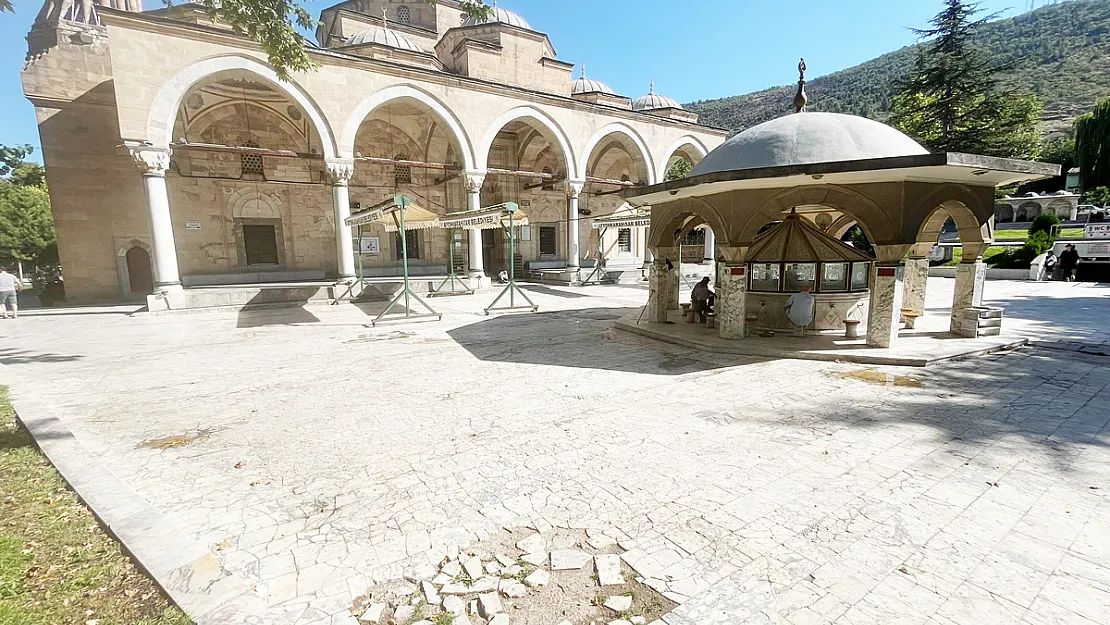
[579,124,656,271]
[657,136,709,182]
[341,84,476,170]
[477,106,576,176]
[577,123,656,185]
[147,55,338,158]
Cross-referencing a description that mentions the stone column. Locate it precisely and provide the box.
[465,172,486,280]
[326,159,356,280]
[566,181,585,271]
[703,227,716,263]
[951,260,986,333]
[715,246,748,339]
[901,257,930,320]
[130,146,181,293]
[642,226,654,269]
[646,245,678,323]
[867,263,905,348]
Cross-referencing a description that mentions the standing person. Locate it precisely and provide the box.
[691,277,714,323]
[1059,244,1080,282]
[0,267,19,319]
[1043,250,1058,280]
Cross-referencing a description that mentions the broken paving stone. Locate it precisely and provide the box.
[603,595,633,612]
[484,561,502,575]
[521,552,546,566]
[469,576,499,593]
[609,621,633,625]
[495,554,516,567]
[468,599,478,615]
[405,564,437,583]
[421,580,439,604]
[439,583,470,595]
[441,560,462,577]
[531,518,554,534]
[442,595,466,615]
[550,549,591,570]
[462,556,485,580]
[515,533,546,554]
[595,554,625,586]
[500,564,521,578]
[447,544,460,560]
[431,572,452,586]
[455,616,472,625]
[477,592,503,618]
[391,605,415,624]
[499,581,526,598]
[631,617,647,625]
[489,615,510,625]
[550,534,576,549]
[523,568,550,588]
[358,603,386,624]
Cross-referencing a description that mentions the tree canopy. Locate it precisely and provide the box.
[0,145,56,267]
[1075,97,1110,192]
[889,0,1042,159]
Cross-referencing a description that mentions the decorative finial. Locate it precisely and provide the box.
[382,6,388,27]
[793,58,808,113]
[581,63,587,80]
[649,79,655,95]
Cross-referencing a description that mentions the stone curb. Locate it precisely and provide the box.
[0,365,285,625]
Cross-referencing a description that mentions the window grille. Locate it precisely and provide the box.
[539,226,557,256]
[617,228,632,253]
[397,5,411,23]
[394,154,412,185]
[240,141,264,176]
[395,229,420,260]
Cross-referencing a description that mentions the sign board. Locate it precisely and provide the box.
[355,236,380,254]
[1087,242,1110,255]
[521,225,531,241]
[1086,223,1110,239]
[592,217,651,229]
[439,212,500,229]
[877,267,897,278]
[345,209,383,227]
[185,221,202,230]
[730,266,745,276]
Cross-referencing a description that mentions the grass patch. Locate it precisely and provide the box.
[995,227,1085,241]
[0,386,191,625]
[940,246,1009,267]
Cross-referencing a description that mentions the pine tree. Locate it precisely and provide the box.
[1075,97,1110,191]
[890,0,1042,159]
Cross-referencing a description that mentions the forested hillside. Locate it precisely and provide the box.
[688,0,1110,135]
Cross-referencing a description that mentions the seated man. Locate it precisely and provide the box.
[691,277,715,323]
[785,285,816,334]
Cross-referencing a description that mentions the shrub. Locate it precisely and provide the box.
[1029,212,1061,237]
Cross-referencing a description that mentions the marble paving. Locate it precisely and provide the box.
[0,278,1108,625]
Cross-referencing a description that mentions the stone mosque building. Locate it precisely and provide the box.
[22,0,726,304]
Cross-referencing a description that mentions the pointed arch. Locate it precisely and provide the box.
[656,136,709,182]
[478,106,576,177]
[579,122,656,185]
[341,84,476,170]
[147,55,338,158]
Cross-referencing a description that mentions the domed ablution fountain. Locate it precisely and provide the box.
[621,59,1060,350]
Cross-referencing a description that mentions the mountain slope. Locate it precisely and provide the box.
[688,0,1110,135]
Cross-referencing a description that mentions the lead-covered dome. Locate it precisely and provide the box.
[571,65,615,95]
[463,6,531,29]
[691,112,929,175]
[345,26,424,52]
[633,81,682,111]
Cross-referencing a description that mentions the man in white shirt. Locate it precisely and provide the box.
[785,284,816,334]
[0,267,19,319]
[691,277,715,323]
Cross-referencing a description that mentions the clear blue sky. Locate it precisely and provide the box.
[1,0,1035,162]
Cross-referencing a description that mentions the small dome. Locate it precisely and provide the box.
[747,210,874,263]
[571,64,614,95]
[691,112,929,175]
[345,26,424,52]
[463,6,531,29]
[633,81,682,111]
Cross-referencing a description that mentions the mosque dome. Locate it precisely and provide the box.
[345,26,424,52]
[632,81,682,111]
[691,112,929,176]
[571,65,615,95]
[463,6,531,29]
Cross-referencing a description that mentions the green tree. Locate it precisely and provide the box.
[0,182,56,265]
[665,158,693,181]
[889,0,1042,159]
[1075,97,1110,191]
[194,0,491,80]
[1028,212,1060,237]
[1084,186,1110,207]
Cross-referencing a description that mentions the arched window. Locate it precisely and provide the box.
[393,154,412,185]
[397,5,411,24]
[240,141,264,177]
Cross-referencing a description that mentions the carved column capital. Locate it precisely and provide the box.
[126,143,171,177]
[464,171,486,194]
[324,159,354,185]
[565,180,585,199]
